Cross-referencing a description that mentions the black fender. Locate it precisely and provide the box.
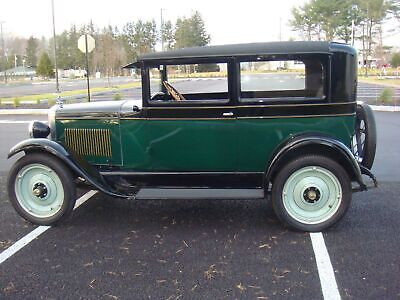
[265,135,366,191]
[8,138,130,198]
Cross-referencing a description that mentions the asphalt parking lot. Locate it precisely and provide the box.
[0,111,399,298]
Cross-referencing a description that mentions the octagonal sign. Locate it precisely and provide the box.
[78,34,95,53]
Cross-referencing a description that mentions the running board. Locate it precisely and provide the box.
[135,188,265,200]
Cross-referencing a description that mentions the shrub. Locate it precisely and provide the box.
[391,53,400,68]
[113,93,122,101]
[13,98,20,107]
[36,53,54,78]
[48,98,56,106]
[379,88,394,104]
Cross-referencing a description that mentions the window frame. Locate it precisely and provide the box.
[144,58,237,108]
[237,54,330,105]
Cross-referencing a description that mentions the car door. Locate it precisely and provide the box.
[143,103,237,172]
[120,61,237,172]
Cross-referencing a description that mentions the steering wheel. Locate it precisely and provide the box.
[163,81,186,101]
[151,92,166,101]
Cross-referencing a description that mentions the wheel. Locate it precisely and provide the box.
[352,102,377,169]
[271,155,352,232]
[7,153,77,225]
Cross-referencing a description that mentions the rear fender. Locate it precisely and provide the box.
[265,135,366,191]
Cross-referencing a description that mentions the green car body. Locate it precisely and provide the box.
[54,107,355,173]
[7,41,377,230]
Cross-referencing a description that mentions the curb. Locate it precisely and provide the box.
[0,105,399,115]
[370,105,400,112]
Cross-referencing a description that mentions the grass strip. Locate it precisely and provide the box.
[359,77,400,88]
[0,82,141,104]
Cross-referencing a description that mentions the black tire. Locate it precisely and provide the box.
[353,102,377,169]
[271,155,352,232]
[7,153,77,225]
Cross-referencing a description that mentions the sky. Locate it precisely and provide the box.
[0,0,308,43]
[1,0,399,47]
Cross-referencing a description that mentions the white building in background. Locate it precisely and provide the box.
[61,69,87,78]
[0,66,36,78]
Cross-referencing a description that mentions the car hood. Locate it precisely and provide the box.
[54,100,142,118]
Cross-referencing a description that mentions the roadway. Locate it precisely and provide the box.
[0,109,399,298]
[1,75,399,106]
[0,77,133,98]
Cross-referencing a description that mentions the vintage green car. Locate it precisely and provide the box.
[7,41,377,231]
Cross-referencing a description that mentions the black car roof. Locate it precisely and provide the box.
[124,41,355,68]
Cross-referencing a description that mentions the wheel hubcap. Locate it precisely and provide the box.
[32,183,48,199]
[282,166,342,225]
[15,163,64,218]
[303,187,320,203]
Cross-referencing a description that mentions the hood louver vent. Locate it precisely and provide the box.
[64,128,112,157]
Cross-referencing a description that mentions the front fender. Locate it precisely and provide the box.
[265,136,366,191]
[8,138,69,159]
[8,138,130,198]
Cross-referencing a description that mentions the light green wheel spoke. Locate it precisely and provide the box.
[15,163,64,219]
[282,166,342,225]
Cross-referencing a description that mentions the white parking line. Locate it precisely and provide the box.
[310,232,341,300]
[0,190,97,265]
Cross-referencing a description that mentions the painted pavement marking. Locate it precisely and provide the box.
[0,190,97,265]
[310,232,341,300]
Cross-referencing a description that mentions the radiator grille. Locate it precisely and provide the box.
[64,128,112,157]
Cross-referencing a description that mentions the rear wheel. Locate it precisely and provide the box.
[7,153,76,225]
[271,155,352,232]
[352,102,377,169]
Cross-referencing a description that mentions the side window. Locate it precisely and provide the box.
[150,68,162,96]
[149,62,229,104]
[239,58,326,102]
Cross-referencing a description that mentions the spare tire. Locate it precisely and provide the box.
[352,102,377,169]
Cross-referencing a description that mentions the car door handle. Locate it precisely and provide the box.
[222,112,234,117]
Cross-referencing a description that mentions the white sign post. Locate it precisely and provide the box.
[78,34,95,102]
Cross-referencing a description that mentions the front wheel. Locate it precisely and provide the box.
[271,155,352,232]
[7,153,77,225]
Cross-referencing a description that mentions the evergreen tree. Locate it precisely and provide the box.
[290,0,392,54]
[122,20,158,58]
[36,52,54,78]
[190,11,210,46]
[174,11,210,49]
[25,36,39,67]
[391,52,400,67]
[161,20,175,50]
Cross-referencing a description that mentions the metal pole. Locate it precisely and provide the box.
[85,34,91,102]
[160,8,164,51]
[362,23,367,77]
[51,0,60,94]
[0,21,7,84]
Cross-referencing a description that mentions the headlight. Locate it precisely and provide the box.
[29,121,50,138]
[48,106,56,139]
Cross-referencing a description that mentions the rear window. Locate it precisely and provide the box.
[239,58,326,102]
